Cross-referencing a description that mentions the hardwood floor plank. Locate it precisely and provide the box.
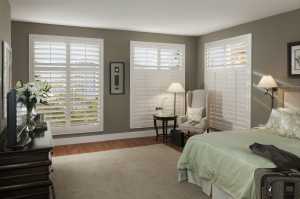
[53,136,181,156]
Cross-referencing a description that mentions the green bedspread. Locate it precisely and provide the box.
[177,129,300,199]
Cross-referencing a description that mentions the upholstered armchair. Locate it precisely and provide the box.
[178,89,208,135]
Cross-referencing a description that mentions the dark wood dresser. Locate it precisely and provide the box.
[0,128,54,199]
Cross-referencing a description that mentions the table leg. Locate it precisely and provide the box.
[154,118,158,141]
[162,120,165,143]
[165,120,169,143]
[173,118,177,130]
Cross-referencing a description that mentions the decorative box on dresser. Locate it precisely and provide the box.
[0,127,54,199]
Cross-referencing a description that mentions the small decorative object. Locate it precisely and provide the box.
[155,106,163,116]
[257,75,278,109]
[288,41,300,76]
[167,82,185,115]
[15,80,51,136]
[110,62,125,95]
[2,41,12,118]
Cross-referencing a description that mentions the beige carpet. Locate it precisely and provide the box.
[53,144,208,199]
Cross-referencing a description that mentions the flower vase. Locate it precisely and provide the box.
[25,107,36,136]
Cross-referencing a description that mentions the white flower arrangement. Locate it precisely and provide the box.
[15,80,51,113]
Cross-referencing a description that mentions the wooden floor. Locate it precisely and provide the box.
[53,136,182,156]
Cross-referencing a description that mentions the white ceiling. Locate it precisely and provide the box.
[9,0,300,36]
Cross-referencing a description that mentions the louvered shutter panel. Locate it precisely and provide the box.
[69,42,102,127]
[160,48,183,68]
[130,41,185,129]
[133,47,158,68]
[205,34,251,130]
[30,35,104,135]
[32,40,68,127]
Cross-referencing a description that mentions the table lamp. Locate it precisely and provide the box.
[257,75,278,108]
[167,82,185,115]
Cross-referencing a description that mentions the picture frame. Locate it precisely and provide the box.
[2,41,12,118]
[288,41,300,77]
[109,61,125,95]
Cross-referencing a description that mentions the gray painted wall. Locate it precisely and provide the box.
[11,21,198,133]
[0,0,11,130]
[197,9,300,127]
[11,8,300,132]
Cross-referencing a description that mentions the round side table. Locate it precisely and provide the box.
[153,114,177,143]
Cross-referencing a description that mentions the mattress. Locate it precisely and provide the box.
[177,129,300,199]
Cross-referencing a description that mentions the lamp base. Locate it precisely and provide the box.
[173,93,177,116]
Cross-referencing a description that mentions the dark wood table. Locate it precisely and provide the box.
[153,114,177,143]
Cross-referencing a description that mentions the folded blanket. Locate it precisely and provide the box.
[250,143,300,170]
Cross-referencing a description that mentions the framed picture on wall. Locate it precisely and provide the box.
[2,41,12,118]
[288,41,300,76]
[110,62,125,95]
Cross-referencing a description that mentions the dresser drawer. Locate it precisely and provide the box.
[0,181,51,199]
[0,150,50,166]
[4,192,51,199]
[0,161,51,178]
[0,171,50,187]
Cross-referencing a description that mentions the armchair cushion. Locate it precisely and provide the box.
[178,117,208,134]
[187,107,204,122]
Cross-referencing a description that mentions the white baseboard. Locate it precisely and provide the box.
[53,130,155,146]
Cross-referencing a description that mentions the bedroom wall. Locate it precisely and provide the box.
[0,0,11,131]
[11,21,198,134]
[197,8,300,127]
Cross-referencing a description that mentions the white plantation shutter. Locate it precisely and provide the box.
[205,34,252,130]
[130,41,185,128]
[69,42,101,127]
[160,48,184,68]
[29,34,104,135]
[133,47,158,67]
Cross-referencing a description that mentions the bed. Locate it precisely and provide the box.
[177,90,300,199]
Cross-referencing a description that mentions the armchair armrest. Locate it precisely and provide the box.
[178,116,188,124]
[195,117,208,131]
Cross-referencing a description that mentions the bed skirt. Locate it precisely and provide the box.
[185,170,234,199]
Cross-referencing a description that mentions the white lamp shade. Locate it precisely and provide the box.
[257,75,278,89]
[167,82,185,93]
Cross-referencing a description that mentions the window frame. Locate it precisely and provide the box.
[29,34,104,135]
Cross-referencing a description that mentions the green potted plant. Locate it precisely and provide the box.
[15,79,51,134]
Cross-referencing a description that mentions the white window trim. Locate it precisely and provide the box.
[29,34,104,135]
[130,41,185,129]
[204,33,252,129]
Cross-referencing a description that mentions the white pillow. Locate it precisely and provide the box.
[277,110,297,138]
[278,107,300,117]
[265,109,281,130]
[292,115,300,139]
[265,108,300,139]
[187,107,204,122]
[280,110,300,139]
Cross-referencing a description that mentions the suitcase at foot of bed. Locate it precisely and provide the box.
[255,169,300,199]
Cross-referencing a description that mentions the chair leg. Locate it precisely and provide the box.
[154,119,158,141]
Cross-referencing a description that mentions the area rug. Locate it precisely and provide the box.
[52,144,208,199]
